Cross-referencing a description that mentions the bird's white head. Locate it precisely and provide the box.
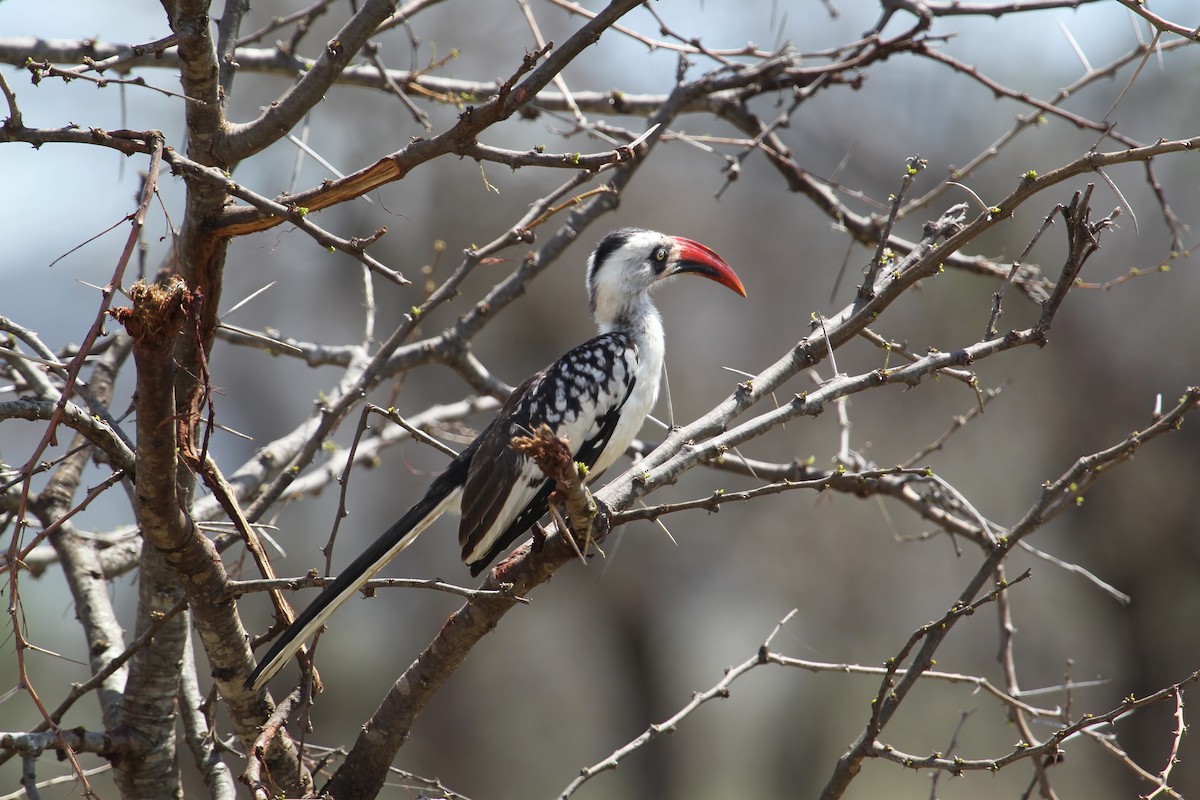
[586,228,746,333]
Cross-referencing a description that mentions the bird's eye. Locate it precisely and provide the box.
[652,246,669,270]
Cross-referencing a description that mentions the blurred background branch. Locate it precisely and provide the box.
[2,1,1198,798]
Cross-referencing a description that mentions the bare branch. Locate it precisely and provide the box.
[4,4,1198,796]
[219,0,402,162]
[1113,0,1200,41]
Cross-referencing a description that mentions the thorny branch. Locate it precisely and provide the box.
[2,1,1198,798]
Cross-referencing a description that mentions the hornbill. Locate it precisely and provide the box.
[246,228,745,691]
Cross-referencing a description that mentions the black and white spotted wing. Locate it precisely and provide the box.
[246,334,640,688]
[459,332,639,574]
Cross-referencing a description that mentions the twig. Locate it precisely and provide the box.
[1,130,163,794]
[57,31,182,76]
[0,597,186,769]
[243,690,301,798]
[542,0,773,59]
[262,395,499,508]
[320,403,458,581]
[178,627,238,800]
[518,0,583,123]
[196,454,319,691]
[995,562,1055,797]
[916,45,1133,145]
[369,404,461,459]
[858,327,980,392]
[1034,187,1118,336]
[1092,736,1185,800]
[1144,689,1186,799]
[1076,242,1195,291]
[901,383,1004,467]
[1113,0,1200,41]
[903,36,1192,217]
[558,611,800,799]
[610,466,932,526]
[860,157,926,300]
[227,575,529,604]
[235,0,339,47]
[986,202,1061,340]
[0,71,21,128]
[363,40,432,130]
[215,324,347,362]
[285,131,375,206]
[928,709,975,799]
[11,470,128,565]
[868,669,1200,777]
[458,140,653,172]
[384,768,476,800]
[165,154,408,286]
[1015,541,1130,605]
[0,766,112,800]
[24,59,201,104]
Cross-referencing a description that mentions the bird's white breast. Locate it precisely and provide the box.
[589,303,665,477]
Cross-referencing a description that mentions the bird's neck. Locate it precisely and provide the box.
[585,295,666,476]
[598,295,666,418]
[598,295,665,371]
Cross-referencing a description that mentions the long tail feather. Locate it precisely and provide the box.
[245,460,467,691]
